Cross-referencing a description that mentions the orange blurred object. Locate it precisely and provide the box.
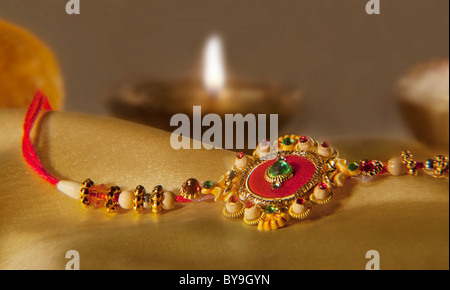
[0,19,64,109]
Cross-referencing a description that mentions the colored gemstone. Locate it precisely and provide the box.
[319,183,328,190]
[347,162,360,172]
[203,180,214,189]
[416,162,425,169]
[245,201,254,208]
[236,152,245,159]
[321,141,329,148]
[299,136,308,143]
[183,178,201,194]
[229,196,238,203]
[264,205,276,214]
[282,137,294,146]
[268,158,292,177]
[88,184,109,200]
[296,198,306,205]
[360,160,376,172]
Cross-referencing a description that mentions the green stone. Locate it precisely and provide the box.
[282,137,294,145]
[264,205,276,214]
[347,162,360,172]
[268,159,292,177]
[203,180,214,189]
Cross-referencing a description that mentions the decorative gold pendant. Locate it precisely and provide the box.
[211,135,346,231]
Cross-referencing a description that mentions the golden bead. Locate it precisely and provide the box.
[135,185,146,196]
[133,204,144,214]
[152,202,162,214]
[433,155,449,177]
[406,160,417,175]
[401,151,418,175]
[105,186,120,213]
[82,179,94,188]
[81,196,90,206]
[80,187,89,196]
[401,150,412,162]
[80,183,91,207]
[105,200,118,213]
[151,185,163,214]
[133,185,146,214]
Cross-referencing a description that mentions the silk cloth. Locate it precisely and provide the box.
[0,109,448,270]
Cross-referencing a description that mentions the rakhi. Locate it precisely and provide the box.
[23,91,449,231]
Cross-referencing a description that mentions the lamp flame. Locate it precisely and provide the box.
[203,34,226,96]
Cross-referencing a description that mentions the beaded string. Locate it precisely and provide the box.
[21,91,196,215]
[21,91,449,230]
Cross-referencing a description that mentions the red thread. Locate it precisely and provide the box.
[22,91,192,204]
[22,91,59,186]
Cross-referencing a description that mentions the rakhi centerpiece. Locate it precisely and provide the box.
[206,136,342,230]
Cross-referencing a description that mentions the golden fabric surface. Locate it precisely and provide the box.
[0,109,448,270]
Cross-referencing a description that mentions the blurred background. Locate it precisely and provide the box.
[0,0,448,145]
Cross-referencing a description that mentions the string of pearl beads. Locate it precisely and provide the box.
[56,178,176,214]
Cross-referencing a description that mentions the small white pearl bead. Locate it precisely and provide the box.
[244,205,261,220]
[235,155,248,171]
[314,185,330,200]
[318,145,333,158]
[387,157,406,176]
[225,201,242,214]
[162,191,176,210]
[118,190,134,209]
[291,202,308,214]
[296,137,314,151]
